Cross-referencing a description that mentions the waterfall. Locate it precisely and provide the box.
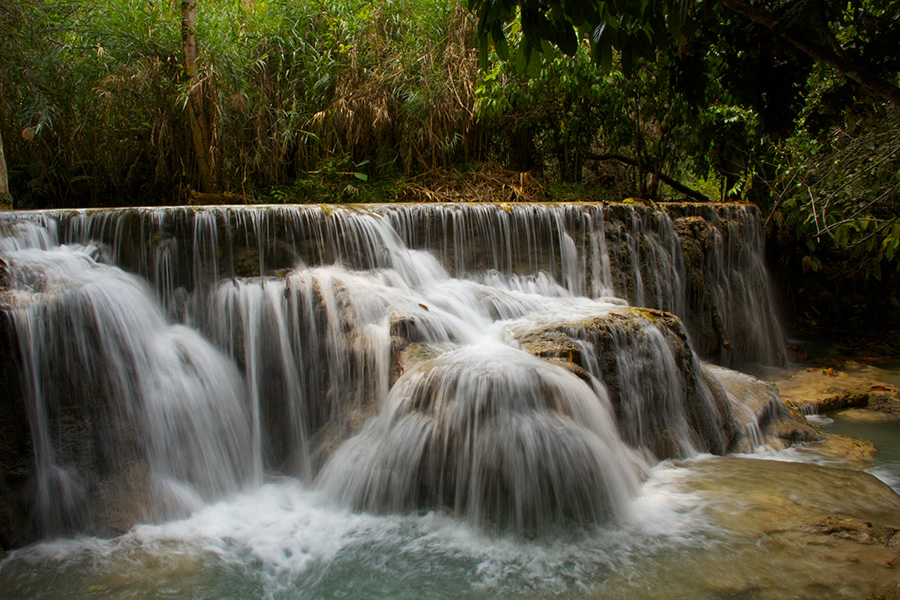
[316,343,644,534]
[0,202,785,540]
[0,221,253,536]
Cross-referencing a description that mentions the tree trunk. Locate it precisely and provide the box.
[181,0,217,193]
[0,126,11,209]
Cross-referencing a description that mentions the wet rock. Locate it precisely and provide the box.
[516,330,591,382]
[390,340,441,384]
[514,306,737,458]
[705,364,823,451]
[768,411,825,444]
[838,408,900,424]
[865,581,900,600]
[663,456,900,599]
[667,203,786,367]
[0,308,156,547]
[777,368,900,415]
[316,344,644,534]
[0,313,33,551]
[801,515,899,548]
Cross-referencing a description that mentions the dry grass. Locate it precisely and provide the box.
[398,163,546,203]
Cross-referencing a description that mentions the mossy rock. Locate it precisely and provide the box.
[777,368,900,415]
[514,307,734,458]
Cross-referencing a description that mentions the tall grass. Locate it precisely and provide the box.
[1,0,480,207]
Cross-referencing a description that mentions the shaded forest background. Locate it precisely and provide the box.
[1,0,899,332]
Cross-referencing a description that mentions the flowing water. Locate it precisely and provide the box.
[0,204,894,599]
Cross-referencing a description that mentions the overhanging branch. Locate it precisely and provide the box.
[717,0,900,104]
[585,153,714,202]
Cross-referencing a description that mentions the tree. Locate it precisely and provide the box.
[467,0,900,105]
[716,0,900,104]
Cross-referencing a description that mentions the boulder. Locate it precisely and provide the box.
[705,364,822,451]
[513,306,737,458]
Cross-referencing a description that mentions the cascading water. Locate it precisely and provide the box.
[0,202,849,600]
[0,221,253,537]
[37,203,783,366]
[0,203,785,536]
[316,343,645,534]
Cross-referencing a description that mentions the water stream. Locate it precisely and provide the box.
[0,203,895,599]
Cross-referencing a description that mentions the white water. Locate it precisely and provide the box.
[0,203,834,599]
[1,221,253,535]
[0,464,711,600]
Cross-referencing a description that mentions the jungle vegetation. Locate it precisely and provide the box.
[1,0,898,317]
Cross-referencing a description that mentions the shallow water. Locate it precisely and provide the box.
[0,467,709,600]
[817,410,900,493]
[2,450,898,600]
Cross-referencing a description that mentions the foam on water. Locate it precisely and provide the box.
[804,413,834,426]
[0,462,712,599]
[0,204,801,598]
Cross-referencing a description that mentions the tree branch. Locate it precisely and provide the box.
[585,153,714,202]
[717,0,900,104]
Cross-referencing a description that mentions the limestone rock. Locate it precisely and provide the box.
[705,364,823,451]
[801,515,899,547]
[513,306,738,458]
[866,581,900,600]
[777,367,900,415]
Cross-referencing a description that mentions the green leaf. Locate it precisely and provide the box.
[869,261,883,281]
[593,33,613,73]
[515,43,528,74]
[491,22,509,60]
[353,172,368,181]
[556,21,577,55]
[526,46,542,77]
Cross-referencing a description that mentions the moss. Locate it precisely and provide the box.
[627,306,660,323]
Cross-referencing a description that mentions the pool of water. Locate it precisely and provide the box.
[2,449,898,600]
[0,468,710,600]
[811,410,900,493]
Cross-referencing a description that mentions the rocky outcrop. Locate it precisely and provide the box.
[513,307,737,458]
[0,308,154,545]
[13,202,784,368]
[0,314,33,552]
[0,202,793,547]
[1,302,154,549]
[388,305,813,461]
[777,368,900,416]
[705,364,822,450]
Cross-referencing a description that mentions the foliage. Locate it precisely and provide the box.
[3,0,899,293]
[473,32,766,201]
[467,0,900,104]
[468,0,686,79]
[1,0,479,208]
[773,106,900,280]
